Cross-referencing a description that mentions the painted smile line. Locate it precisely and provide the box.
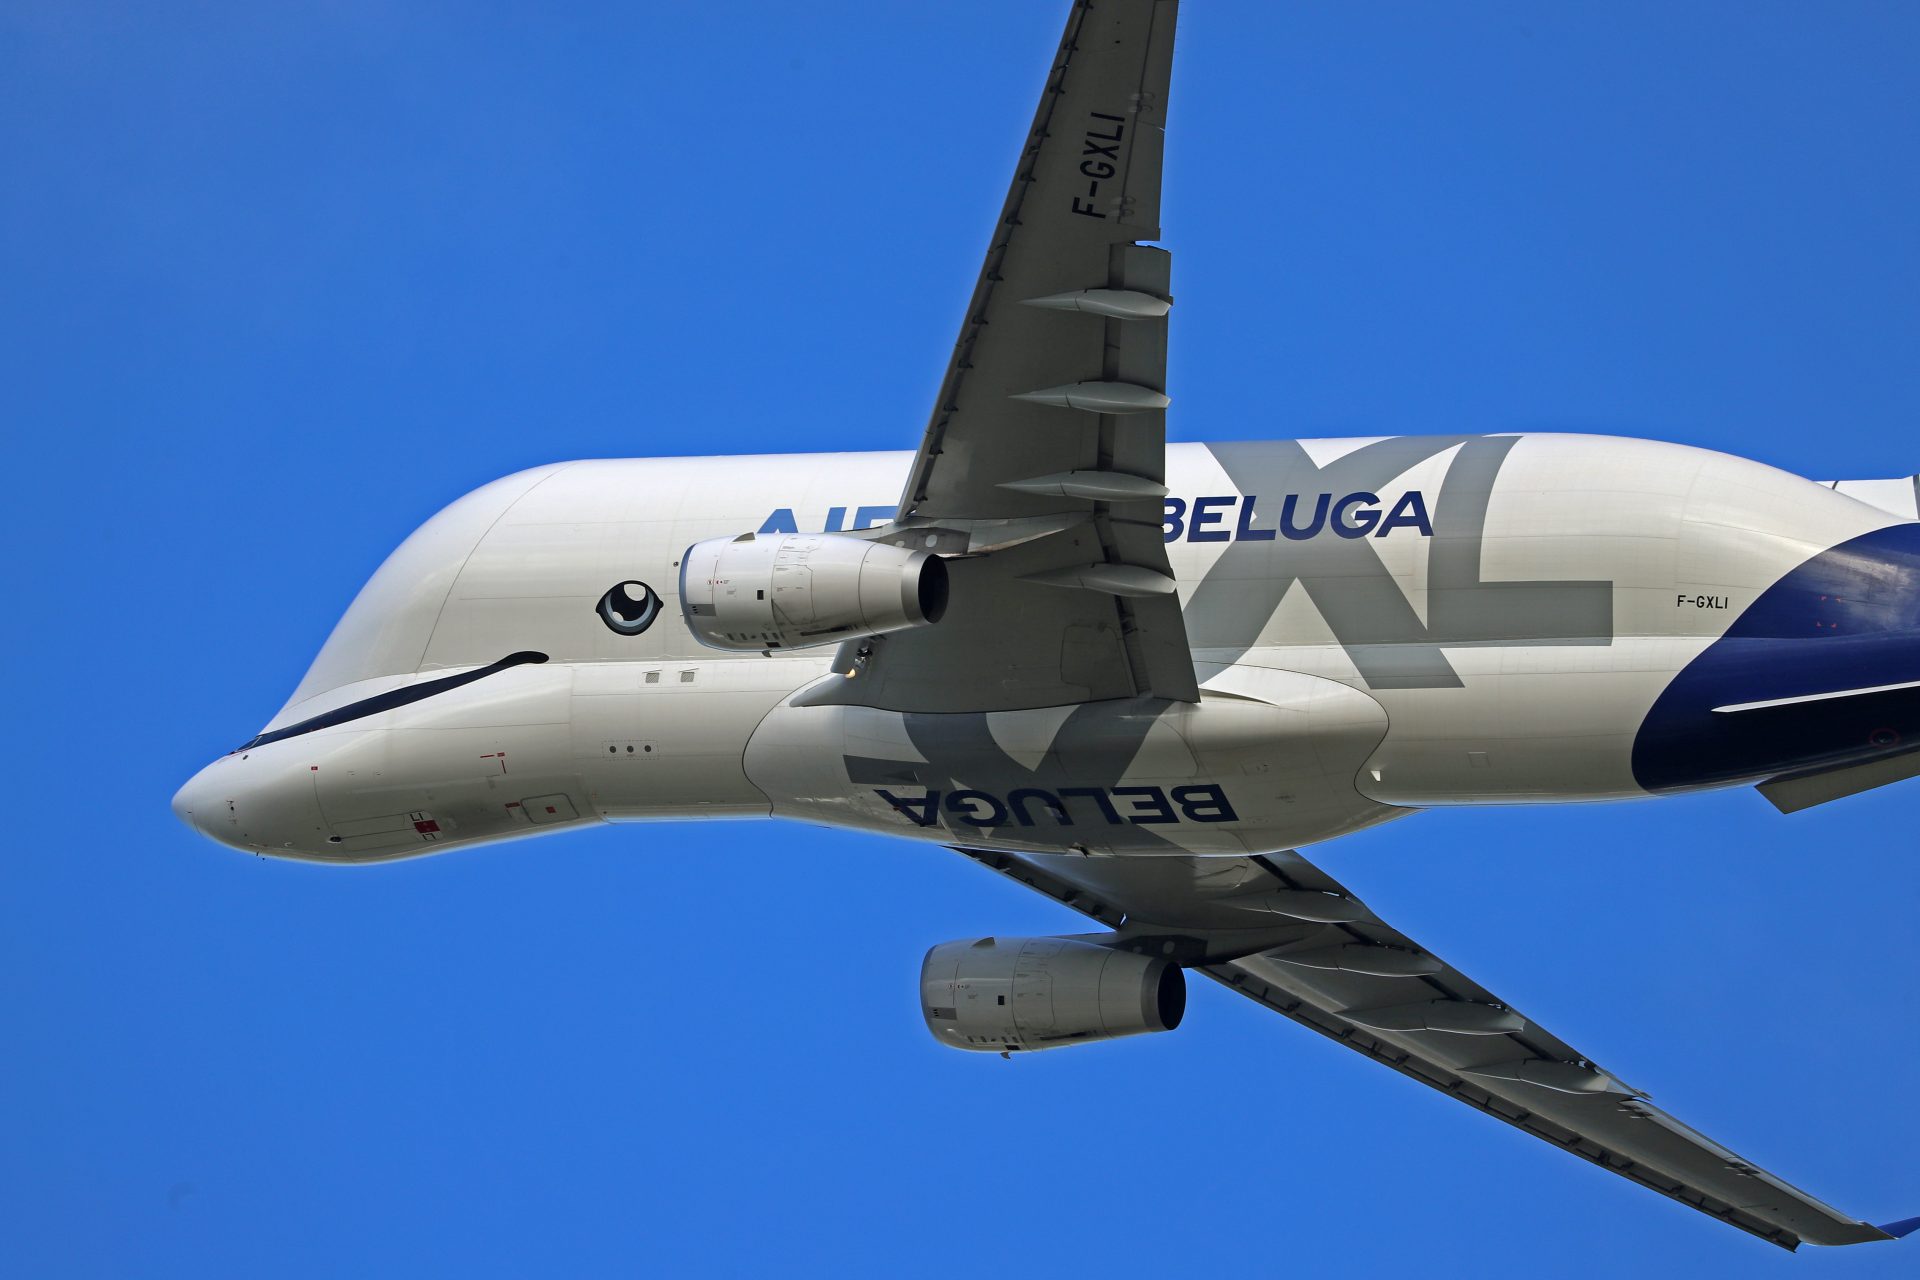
[233,651,550,753]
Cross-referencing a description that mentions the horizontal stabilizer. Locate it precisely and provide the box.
[1758,748,1920,813]
[1820,475,1919,520]
[1877,1215,1920,1240]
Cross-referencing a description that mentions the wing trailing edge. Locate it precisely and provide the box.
[948,842,1910,1250]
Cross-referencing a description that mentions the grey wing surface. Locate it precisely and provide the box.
[808,0,1195,715]
[950,843,1902,1251]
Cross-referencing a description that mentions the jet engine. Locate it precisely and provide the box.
[920,936,1186,1053]
[679,532,948,652]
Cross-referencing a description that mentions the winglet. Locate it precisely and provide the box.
[1875,1216,1920,1240]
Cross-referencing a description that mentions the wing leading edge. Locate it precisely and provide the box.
[949,843,1904,1251]
[806,0,1194,715]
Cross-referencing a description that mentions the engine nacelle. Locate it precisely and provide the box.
[679,532,948,652]
[921,936,1186,1053]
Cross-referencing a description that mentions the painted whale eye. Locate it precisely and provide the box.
[597,581,661,636]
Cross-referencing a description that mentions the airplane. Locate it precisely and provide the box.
[170,0,1920,1251]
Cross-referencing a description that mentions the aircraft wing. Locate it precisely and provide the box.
[807,0,1196,715]
[949,843,1908,1251]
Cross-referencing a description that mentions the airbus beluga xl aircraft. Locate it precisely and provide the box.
[172,0,1919,1250]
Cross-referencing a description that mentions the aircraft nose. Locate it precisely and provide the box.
[171,762,221,840]
[171,776,197,831]
[171,750,335,855]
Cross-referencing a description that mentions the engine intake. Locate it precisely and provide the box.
[679,532,948,652]
[921,936,1186,1053]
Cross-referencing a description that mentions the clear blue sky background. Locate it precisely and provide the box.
[4,2,1917,1276]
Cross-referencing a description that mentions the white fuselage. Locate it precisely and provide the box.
[171,434,1912,861]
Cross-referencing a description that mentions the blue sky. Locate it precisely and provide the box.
[4,2,1917,1275]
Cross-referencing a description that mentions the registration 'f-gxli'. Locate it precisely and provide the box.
[174,1,1919,1251]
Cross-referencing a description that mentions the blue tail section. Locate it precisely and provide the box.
[1876,1215,1920,1240]
[1632,521,1920,793]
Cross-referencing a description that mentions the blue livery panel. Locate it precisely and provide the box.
[1634,522,1920,791]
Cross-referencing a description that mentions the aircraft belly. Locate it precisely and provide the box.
[569,660,812,819]
[744,672,1403,855]
[1354,638,1708,804]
